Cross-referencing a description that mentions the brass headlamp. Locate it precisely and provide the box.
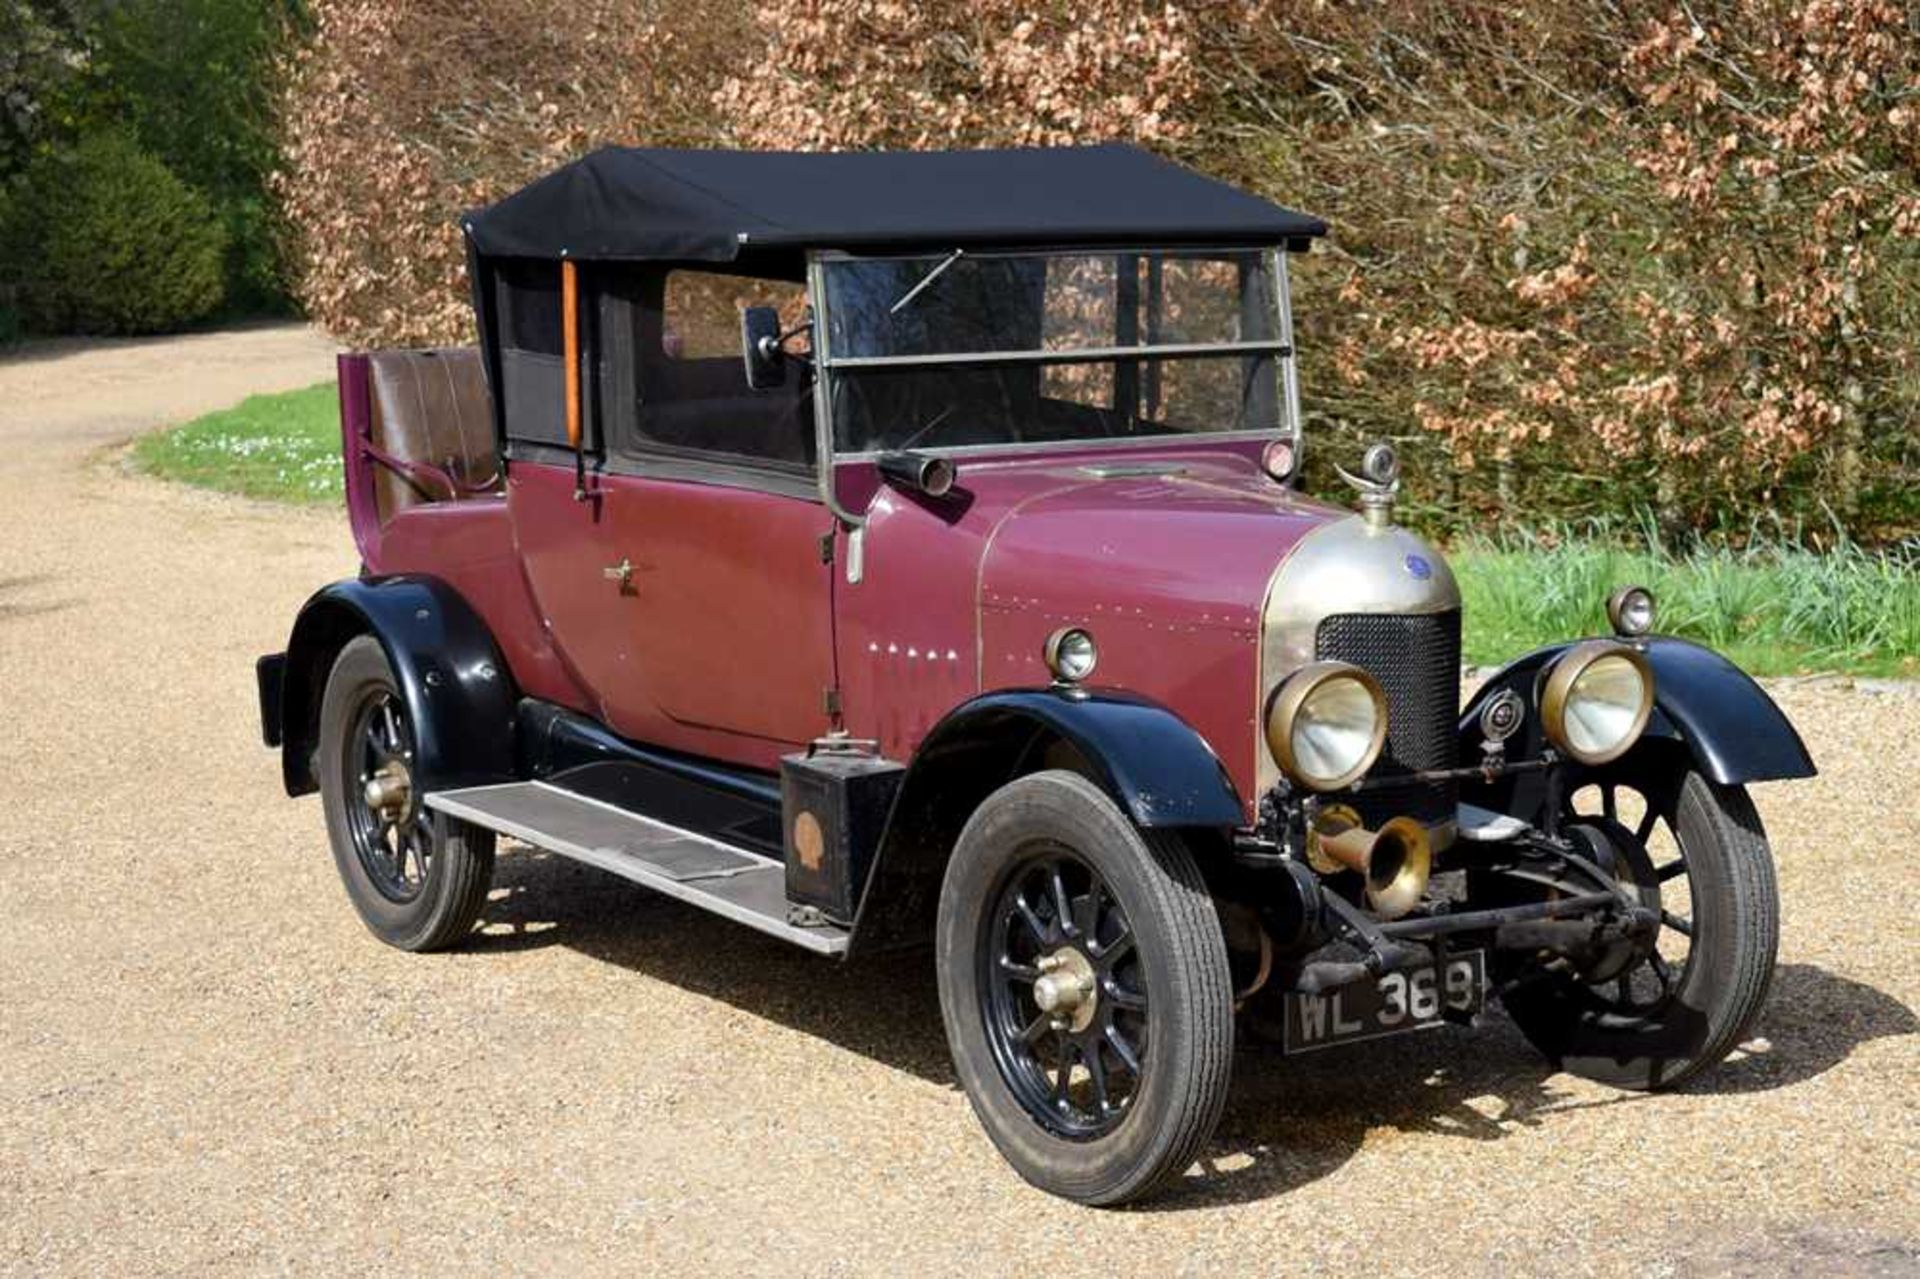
[1541,640,1655,766]
[1265,661,1388,792]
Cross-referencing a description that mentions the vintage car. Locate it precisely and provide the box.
[257,145,1814,1205]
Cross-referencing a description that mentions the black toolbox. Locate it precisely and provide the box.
[780,745,905,927]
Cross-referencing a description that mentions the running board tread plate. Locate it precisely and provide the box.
[424,781,847,956]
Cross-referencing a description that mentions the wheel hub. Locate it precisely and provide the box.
[363,759,412,821]
[1568,818,1660,983]
[1032,946,1098,1033]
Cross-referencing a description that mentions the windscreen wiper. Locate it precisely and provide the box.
[890,249,965,315]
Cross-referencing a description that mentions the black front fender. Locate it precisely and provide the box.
[270,575,517,797]
[848,688,1244,954]
[915,688,1245,829]
[1463,636,1816,786]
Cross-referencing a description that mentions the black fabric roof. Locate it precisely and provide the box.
[463,144,1326,263]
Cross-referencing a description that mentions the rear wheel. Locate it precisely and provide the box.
[935,771,1233,1205]
[318,636,494,952]
[1498,754,1777,1089]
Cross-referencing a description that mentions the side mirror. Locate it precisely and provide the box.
[741,306,784,390]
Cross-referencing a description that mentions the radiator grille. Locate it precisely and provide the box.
[1315,610,1461,828]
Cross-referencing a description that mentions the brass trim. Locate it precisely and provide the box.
[1042,626,1098,683]
[817,243,1301,472]
[1034,946,1099,1033]
[836,427,1287,465]
[1307,804,1432,921]
[1264,661,1388,792]
[1540,639,1655,766]
[1078,461,1188,479]
[1274,247,1303,477]
[363,758,413,820]
[1255,515,1461,794]
[1606,584,1657,637]
[807,251,869,533]
[826,338,1292,371]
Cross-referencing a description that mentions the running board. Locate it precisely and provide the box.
[424,781,848,956]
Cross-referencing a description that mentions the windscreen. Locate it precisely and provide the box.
[820,249,1285,455]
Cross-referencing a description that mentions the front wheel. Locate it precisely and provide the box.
[1497,756,1778,1090]
[935,771,1234,1205]
[318,635,495,952]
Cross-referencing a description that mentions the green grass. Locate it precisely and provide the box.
[133,380,342,503]
[1454,527,1920,678]
[132,385,1915,677]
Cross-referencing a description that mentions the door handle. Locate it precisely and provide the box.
[603,558,635,593]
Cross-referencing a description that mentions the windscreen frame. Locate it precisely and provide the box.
[806,245,1303,477]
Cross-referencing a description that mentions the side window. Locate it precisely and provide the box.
[661,273,806,359]
[491,258,580,448]
[628,269,814,471]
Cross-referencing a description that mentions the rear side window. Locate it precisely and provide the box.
[492,258,576,448]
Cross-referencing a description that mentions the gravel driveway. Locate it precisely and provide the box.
[1,325,1915,1275]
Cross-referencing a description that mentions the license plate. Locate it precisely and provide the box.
[1282,951,1486,1054]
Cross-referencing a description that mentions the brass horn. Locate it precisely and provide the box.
[1307,805,1432,921]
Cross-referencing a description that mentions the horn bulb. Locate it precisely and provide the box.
[1307,806,1432,921]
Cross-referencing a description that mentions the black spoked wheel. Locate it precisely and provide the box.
[342,687,434,903]
[1497,748,1778,1090]
[937,771,1233,1206]
[318,636,495,952]
[1569,767,1695,1014]
[982,851,1149,1139]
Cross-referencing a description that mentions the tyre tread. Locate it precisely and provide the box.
[398,820,496,952]
[1120,827,1235,1201]
[1663,772,1776,1087]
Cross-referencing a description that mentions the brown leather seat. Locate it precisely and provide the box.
[366,347,501,520]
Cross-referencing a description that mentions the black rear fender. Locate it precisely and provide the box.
[268,576,516,797]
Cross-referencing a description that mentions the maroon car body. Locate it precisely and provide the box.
[261,145,1813,1205]
[354,417,1316,808]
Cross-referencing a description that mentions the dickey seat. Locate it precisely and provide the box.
[365,347,502,519]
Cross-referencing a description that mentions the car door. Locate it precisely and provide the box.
[503,262,835,769]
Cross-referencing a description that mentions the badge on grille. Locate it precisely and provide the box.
[1405,554,1432,580]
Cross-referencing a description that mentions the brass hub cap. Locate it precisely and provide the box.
[363,758,412,821]
[1032,946,1099,1034]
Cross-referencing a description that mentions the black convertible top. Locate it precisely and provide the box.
[463,144,1326,263]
